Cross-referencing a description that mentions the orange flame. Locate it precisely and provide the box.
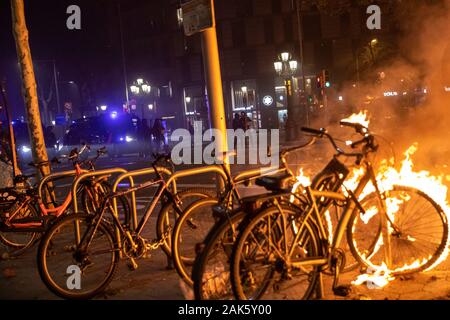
[294,111,450,289]
[341,110,370,128]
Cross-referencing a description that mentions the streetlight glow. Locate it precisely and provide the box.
[148,104,154,110]
[280,52,290,62]
[289,60,298,72]
[142,84,151,94]
[137,78,144,85]
[241,86,247,93]
[100,105,108,111]
[185,96,191,103]
[130,85,139,94]
[274,61,282,73]
[370,38,378,46]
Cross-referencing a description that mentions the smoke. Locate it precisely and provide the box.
[311,0,450,176]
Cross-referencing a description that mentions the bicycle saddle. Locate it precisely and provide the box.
[255,173,293,192]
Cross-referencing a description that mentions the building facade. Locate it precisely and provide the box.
[119,0,396,130]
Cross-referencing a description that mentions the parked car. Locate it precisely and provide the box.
[8,119,57,164]
[58,113,152,158]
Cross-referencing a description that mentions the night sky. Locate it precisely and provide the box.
[0,0,124,117]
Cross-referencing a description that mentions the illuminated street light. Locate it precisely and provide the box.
[129,78,153,118]
[281,52,290,62]
[142,84,151,94]
[185,96,191,103]
[289,60,298,72]
[274,61,282,74]
[274,51,301,141]
[148,104,154,110]
[100,105,108,111]
[130,85,139,94]
[241,86,247,93]
[370,38,378,46]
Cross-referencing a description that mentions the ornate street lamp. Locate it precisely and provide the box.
[130,78,152,119]
[274,52,300,141]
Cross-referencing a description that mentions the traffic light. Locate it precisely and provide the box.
[316,74,323,88]
[322,70,331,88]
[316,70,331,88]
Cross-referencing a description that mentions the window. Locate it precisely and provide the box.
[220,21,233,48]
[264,18,274,44]
[273,16,285,44]
[284,15,293,42]
[245,18,265,46]
[321,14,341,39]
[253,0,272,16]
[232,20,246,47]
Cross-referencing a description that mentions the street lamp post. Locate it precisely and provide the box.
[130,78,151,119]
[274,52,299,141]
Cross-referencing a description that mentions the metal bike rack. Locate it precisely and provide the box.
[110,165,226,261]
[38,169,88,199]
[112,166,173,231]
[112,165,227,230]
[166,165,228,191]
[71,168,129,213]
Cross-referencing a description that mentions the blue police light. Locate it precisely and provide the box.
[21,145,31,153]
[111,111,118,119]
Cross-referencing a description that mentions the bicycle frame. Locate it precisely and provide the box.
[78,176,184,249]
[289,159,390,269]
[2,161,101,231]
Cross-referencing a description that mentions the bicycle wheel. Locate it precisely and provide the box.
[0,201,40,252]
[230,205,321,300]
[156,188,215,258]
[81,181,131,225]
[348,185,448,275]
[192,210,247,300]
[37,213,119,299]
[172,197,219,285]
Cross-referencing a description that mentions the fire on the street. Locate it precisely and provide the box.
[293,111,450,289]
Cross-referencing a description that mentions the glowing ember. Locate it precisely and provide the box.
[293,111,450,289]
[352,263,395,289]
[290,168,311,203]
[324,210,334,244]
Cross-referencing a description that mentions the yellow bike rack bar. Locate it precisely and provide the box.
[112,166,173,231]
[38,169,88,200]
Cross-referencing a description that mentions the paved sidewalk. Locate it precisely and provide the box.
[2,243,450,300]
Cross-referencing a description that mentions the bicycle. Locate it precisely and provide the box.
[36,154,214,299]
[0,145,130,256]
[229,122,448,300]
[171,149,291,287]
[190,139,351,299]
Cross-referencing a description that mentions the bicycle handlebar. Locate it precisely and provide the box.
[301,125,376,160]
[339,121,368,135]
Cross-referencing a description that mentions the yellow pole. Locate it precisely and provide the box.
[11,0,51,179]
[200,0,228,190]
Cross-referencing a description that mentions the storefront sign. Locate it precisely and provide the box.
[263,95,273,106]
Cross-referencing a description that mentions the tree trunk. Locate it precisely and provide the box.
[10,0,50,178]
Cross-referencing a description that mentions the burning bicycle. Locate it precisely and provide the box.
[229,113,448,300]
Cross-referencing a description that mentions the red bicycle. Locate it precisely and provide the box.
[0,145,130,256]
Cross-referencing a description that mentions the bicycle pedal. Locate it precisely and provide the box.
[127,258,139,271]
[333,285,352,297]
